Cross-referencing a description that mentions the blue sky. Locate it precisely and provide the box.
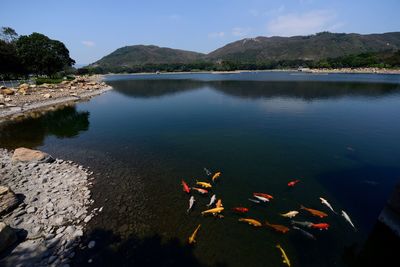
[2,0,399,65]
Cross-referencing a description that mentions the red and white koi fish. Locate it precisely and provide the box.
[253,192,274,199]
[181,180,190,194]
[310,223,329,230]
[288,179,300,187]
[192,187,208,194]
[253,195,269,202]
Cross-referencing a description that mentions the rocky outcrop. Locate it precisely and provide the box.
[0,148,100,267]
[11,147,54,163]
[0,186,19,216]
[0,222,17,254]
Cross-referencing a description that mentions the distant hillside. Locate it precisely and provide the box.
[85,32,400,73]
[91,45,205,68]
[207,32,400,62]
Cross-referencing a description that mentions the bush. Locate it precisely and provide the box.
[35,77,63,85]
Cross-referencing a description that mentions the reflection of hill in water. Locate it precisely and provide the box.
[0,106,90,149]
[110,79,400,100]
[108,79,202,98]
[212,80,400,100]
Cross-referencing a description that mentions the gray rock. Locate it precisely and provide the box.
[26,206,36,213]
[73,229,83,237]
[83,215,92,223]
[88,240,96,249]
[64,226,76,235]
[48,255,57,264]
[56,226,66,235]
[31,226,42,235]
[0,187,20,216]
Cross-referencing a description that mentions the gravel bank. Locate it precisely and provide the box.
[0,75,112,124]
[0,148,100,267]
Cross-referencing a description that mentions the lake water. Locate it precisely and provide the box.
[1,72,400,267]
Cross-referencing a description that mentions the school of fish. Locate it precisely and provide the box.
[181,170,357,266]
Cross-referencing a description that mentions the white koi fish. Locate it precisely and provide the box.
[319,197,336,214]
[248,198,260,204]
[206,194,216,207]
[253,195,269,202]
[187,196,195,213]
[341,210,356,230]
[281,211,299,218]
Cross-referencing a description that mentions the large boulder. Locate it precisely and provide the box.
[11,148,54,163]
[1,88,15,95]
[18,83,29,90]
[0,222,17,254]
[0,186,19,216]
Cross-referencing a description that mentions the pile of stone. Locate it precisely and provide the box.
[0,75,109,109]
[0,148,100,267]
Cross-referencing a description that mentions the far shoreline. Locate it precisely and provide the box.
[102,67,400,76]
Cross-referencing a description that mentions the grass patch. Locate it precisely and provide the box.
[35,76,75,85]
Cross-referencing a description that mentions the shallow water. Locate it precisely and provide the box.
[1,72,400,267]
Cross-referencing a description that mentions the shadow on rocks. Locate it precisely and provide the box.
[0,227,28,259]
[73,228,227,267]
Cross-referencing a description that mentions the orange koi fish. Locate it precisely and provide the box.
[265,220,290,234]
[300,205,328,218]
[188,224,201,244]
[212,172,221,182]
[238,218,262,227]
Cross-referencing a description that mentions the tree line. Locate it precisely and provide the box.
[0,27,75,79]
[80,50,400,74]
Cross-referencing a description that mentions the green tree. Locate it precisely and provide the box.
[16,32,75,76]
[0,27,18,43]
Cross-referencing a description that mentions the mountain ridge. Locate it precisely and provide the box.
[88,31,400,72]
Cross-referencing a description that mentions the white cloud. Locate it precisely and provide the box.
[208,32,225,38]
[267,10,342,36]
[232,27,252,37]
[82,40,95,47]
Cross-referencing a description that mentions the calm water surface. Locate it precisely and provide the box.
[1,72,400,267]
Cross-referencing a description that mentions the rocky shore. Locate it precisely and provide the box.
[308,67,400,74]
[0,147,100,267]
[0,75,112,123]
